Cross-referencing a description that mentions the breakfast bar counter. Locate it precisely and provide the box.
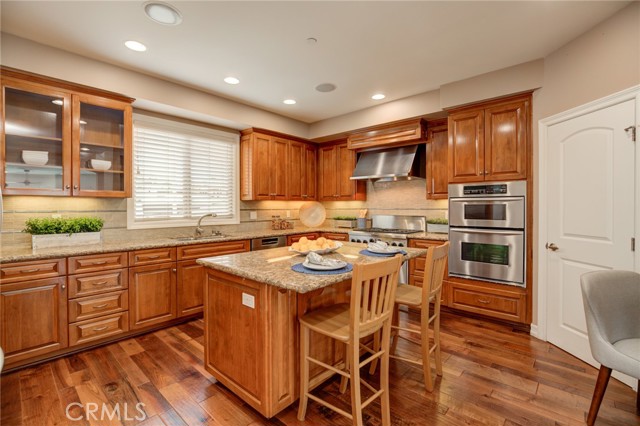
[197,243,427,418]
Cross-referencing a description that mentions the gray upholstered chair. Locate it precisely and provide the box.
[580,270,640,425]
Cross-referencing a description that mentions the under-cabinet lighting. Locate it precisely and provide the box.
[51,100,63,105]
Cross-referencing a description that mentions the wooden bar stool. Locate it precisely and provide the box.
[297,255,402,426]
[370,242,449,392]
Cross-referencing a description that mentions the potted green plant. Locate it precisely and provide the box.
[333,216,358,228]
[426,218,448,234]
[23,217,105,249]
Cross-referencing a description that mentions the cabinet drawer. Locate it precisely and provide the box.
[0,258,66,284]
[320,233,349,241]
[177,240,250,260]
[449,283,526,323]
[286,233,319,245]
[69,312,129,346]
[68,269,128,299]
[68,252,127,274]
[129,247,176,266]
[69,290,128,323]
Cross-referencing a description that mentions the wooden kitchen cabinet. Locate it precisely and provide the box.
[318,141,366,201]
[176,240,250,318]
[448,280,527,323]
[288,141,317,201]
[287,233,319,245]
[129,262,177,329]
[425,120,449,200]
[1,67,134,197]
[240,130,288,200]
[0,277,68,367]
[347,117,426,151]
[448,93,530,183]
[319,232,349,241]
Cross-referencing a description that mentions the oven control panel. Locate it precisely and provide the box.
[463,184,508,195]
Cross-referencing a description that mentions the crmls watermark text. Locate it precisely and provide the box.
[66,402,147,422]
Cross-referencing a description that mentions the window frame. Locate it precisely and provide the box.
[127,114,240,230]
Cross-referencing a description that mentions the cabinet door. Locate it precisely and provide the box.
[129,262,177,329]
[252,133,272,200]
[1,79,72,195]
[448,109,484,183]
[336,143,358,200]
[426,123,449,199]
[484,99,528,181]
[287,140,305,200]
[72,94,132,197]
[318,145,337,200]
[0,277,68,365]
[270,138,289,200]
[177,260,205,317]
[304,143,317,200]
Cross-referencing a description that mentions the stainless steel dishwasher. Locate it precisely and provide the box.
[250,236,286,250]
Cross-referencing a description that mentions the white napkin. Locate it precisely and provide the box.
[368,241,389,251]
[305,252,344,267]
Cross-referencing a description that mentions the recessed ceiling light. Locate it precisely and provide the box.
[371,93,386,100]
[125,40,147,52]
[224,77,240,85]
[283,99,297,105]
[315,83,336,93]
[144,1,182,26]
[51,99,63,105]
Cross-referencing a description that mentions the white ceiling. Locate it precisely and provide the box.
[0,1,630,123]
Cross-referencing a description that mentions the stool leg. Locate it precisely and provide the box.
[380,322,392,426]
[421,306,434,392]
[297,324,310,421]
[586,365,612,426]
[434,304,443,376]
[340,343,349,394]
[368,331,380,374]
[390,304,400,354]
[349,342,364,426]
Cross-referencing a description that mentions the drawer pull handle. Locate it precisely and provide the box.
[20,268,40,273]
[93,281,109,286]
[89,261,107,266]
[92,303,109,309]
[144,255,160,259]
[477,298,491,304]
[93,326,108,332]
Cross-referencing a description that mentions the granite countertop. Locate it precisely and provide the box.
[0,227,351,263]
[197,242,428,293]
[0,227,448,263]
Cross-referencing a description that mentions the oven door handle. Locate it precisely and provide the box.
[450,197,523,203]
[449,228,523,236]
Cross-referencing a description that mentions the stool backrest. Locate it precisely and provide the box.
[422,242,449,310]
[350,255,403,338]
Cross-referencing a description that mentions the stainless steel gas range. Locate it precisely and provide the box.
[348,215,426,283]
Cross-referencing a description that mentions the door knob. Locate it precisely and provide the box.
[545,243,559,251]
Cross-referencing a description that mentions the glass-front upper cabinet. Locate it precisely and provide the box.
[1,80,72,195]
[1,68,133,197]
[72,95,132,197]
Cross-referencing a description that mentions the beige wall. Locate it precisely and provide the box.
[0,33,310,138]
[530,2,640,324]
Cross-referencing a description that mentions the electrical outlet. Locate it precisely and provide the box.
[286,210,291,218]
[242,293,255,309]
[249,211,257,220]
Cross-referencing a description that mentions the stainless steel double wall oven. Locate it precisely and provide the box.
[448,181,526,287]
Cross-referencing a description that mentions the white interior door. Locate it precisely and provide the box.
[546,99,636,383]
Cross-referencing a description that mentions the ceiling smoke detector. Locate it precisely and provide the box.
[144,1,183,26]
[315,83,336,93]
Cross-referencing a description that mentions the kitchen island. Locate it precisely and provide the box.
[197,243,427,418]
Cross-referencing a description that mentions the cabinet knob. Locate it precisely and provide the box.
[172,268,177,273]
[73,185,78,190]
[65,185,70,189]
[61,284,66,290]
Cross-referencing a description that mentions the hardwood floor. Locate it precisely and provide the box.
[2,310,638,426]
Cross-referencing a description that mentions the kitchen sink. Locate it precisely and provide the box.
[172,235,229,241]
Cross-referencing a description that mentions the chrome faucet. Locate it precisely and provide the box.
[194,213,217,237]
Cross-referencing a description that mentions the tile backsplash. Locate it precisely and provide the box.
[1,179,447,247]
